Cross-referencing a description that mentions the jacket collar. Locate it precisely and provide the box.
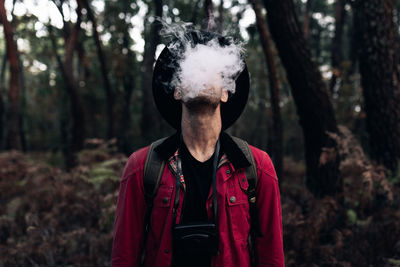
[154,131,251,170]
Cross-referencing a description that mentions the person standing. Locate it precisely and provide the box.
[112,30,284,267]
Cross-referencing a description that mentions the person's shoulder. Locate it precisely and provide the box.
[121,145,151,182]
[249,144,278,181]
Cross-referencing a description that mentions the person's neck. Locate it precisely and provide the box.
[181,104,222,162]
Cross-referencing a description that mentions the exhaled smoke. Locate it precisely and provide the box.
[159,21,245,102]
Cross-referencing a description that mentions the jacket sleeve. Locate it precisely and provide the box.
[255,152,284,267]
[112,152,148,266]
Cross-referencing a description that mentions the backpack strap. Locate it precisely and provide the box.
[143,138,167,206]
[230,136,261,238]
[230,136,258,202]
[230,136,261,266]
[141,138,167,265]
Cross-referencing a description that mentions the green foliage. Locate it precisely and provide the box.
[347,208,357,224]
[86,159,121,189]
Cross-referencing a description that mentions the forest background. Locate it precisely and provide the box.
[0,0,400,266]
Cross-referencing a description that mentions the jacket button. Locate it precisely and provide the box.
[226,170,231,174]
[229,196,236,203]
[162,197,169,204]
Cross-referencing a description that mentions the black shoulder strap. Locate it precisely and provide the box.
[230,136,261,266]
[143,137,167,207]
[141,138,167,265]
[230,136,257,202]
[230,135,262,243]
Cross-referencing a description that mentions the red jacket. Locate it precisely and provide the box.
[112,133,284,266]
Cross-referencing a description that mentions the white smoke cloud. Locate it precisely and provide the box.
[159,21,245,102]
[174,39,244,101]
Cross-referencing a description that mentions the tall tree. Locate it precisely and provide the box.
[0,0,21,150]
[117,0,136,153]
[10,0,27,151]
[50,0,86,168]
[303,0,312,41]
[263,0,340,197]
[217,0,224,33]
[0,41,6,148]
[140,0,162,142]
[250,0,283,180]
[353,0,400,172]
[329,0,346,94]
[83,0,115,139]
[204,0,215,31]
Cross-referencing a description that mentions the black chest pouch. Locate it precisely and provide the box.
[173,223,218,256]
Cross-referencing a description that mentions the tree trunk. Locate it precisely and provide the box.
[0,49,6,149]
[303,0,312,41]
[217,0,224,34]
[76,41,90,79]
[63,0,85,155]
[118,0,135,153]
[250,0,283,180]
[48,26,74,170]
[50,0,86,169]
[329,0,346,94]
[349,8,358,75]
[353,0,400,172]
[204,0,215,31]
[10,0,27,151]
[0,82,3,150]
[263,0,340,197]
[83,0,115,140]
[191,0,202,25]
[18,56,26,152]
[140,0,162,143]
[0,0,21,150]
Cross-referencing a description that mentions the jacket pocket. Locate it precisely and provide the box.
[150,185,173,242]
[225,180,250,241]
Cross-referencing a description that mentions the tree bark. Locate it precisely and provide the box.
[140,0,163,142]
[263,0,340,197]
[0,0,21,150]
[0,45,6,149]
[0,81,3,149]
[204,0,215,31]
[250,0,283,180]
[353,0,400,172]
[10,0,27,151]
[303,0,312,41]
[63,0,85,154]
[217,0,224,34]
[118,0,135,153]
[17,56,26,152]
[329,0,346,94]
[83,0,115,139]
[48,25,74,170]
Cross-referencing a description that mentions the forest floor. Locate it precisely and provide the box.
[0,136,400,266]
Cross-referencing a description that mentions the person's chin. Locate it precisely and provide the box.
[183,95,220,113]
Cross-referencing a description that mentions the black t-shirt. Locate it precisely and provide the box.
[180,142,214,223]
[172,142,216,267]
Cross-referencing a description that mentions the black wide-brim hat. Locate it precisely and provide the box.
[152,30,250,130]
